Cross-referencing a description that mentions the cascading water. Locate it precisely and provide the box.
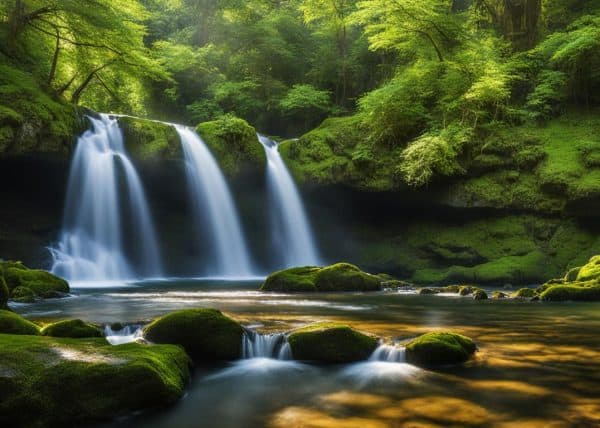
[258,134,321,268]
[50,114,163,281]
[175,126,254,277]
[241,330,292,359]
[369,343,406,363]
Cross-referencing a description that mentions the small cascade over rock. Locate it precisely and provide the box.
[258,134,321,268]
[242,329,292,359]
[50,114,163,281]
[175,126,254,277]
[104,324,143,345]
[369,343,407,363]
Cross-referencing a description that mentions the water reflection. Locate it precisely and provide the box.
[16,279,599,428]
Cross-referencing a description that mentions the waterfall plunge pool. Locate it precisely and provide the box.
[11,279,600,428]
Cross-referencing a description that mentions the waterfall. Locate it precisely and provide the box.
[104,324,143,345]
[369,343,406,363]
[175,126,254,277]
[50,114,162,281]
[242,330,291,359]
[258,134,321,268]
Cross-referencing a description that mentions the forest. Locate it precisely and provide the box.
[1,1,600,428]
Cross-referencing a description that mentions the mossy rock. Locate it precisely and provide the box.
[41,319,103,339]
[10,286,35,303]
[0,334,190,427]
[541,285,600,301]
[117,116,181,161]
[418,288,439,295]
[405,332,477,367]
[0,277,7,308]
[576,255,600,282]
[288,322,377,363]
[513,288,537,298]
[564,266,581,282]
[458,285,482,296]
[196,114,266,176]
[441,285,461,293]
[1,262,69,297]
[143,308,244,360]
[261,263,381,292]
[491,291,508,299]
[0,310,40,335]
[261,266,320,292]
[473,289,488,300]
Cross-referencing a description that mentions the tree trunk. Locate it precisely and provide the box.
[7,0,25,55]
[47,28,61,86]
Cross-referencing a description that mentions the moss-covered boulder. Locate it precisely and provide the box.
[196,114,266,176]
[473,289,488,300]
[541,285,600,301]
[458,285,482,296]
[418,287,439,295]
[576,255,600,282]
[1,261,69,298]
[0,310,40,335]
[41,319,103,339]
[117,115,181,161]
[10,286,35,303]
[143,308,244,360]
[491,291,508,299]
[405,332,477,367]
[539,255,600,301]
[513,287,538,298]
[0,334,190,428]
[261,263,381,292]
[287,322,377,363]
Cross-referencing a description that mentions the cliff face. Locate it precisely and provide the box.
[0,108,598,285]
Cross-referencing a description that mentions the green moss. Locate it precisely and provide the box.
[288,322,377,363]
[118,116,181,161]
[491,291,508,299]
[41,319,103,338]
[541,285,600,301]
[314,263,381,292]
[576,255,600,282]
[0,62,75,156]
[418,287,440,295]
[0,334,190,427]
[472,289,488,300]
[260,263,381,292]
[10,286,35,303]
[2,264,69,297]
[143,308,244,360]
[196,114,265,176]
[0,310,40,335]
[513,288,538,298]
[405,332,477,367]
[261,266,320,292]
[441,285,460,293]
[458,285,481,296]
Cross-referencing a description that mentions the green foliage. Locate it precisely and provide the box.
[0,334,190,427]
[196,114,265,175]
[41,319,103,339]
[118,116,181,160]
[288,322,378,363]
[399,124,469,186]
[358,62,436,147]
[525,70,568,121]
[405,332,476,367]
[143,308,244,360]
